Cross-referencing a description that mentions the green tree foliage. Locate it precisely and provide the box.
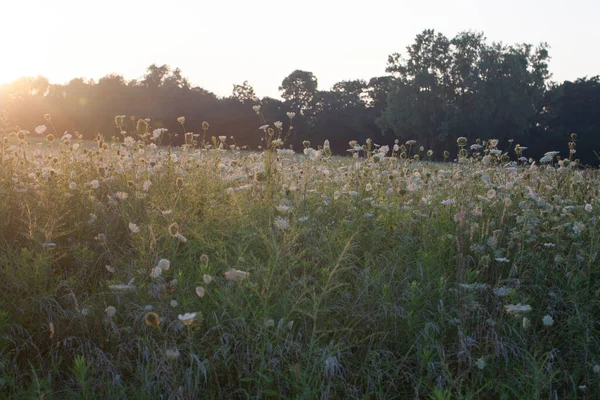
[232,81,258,104]
[532,77,600,164]
[379,29,551,152]
[279,70,318,116]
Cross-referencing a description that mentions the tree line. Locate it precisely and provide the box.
[1,29,599,164]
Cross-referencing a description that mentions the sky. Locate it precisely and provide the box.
[2,0,599,99]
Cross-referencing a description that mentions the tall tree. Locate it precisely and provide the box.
[279,70,318,116]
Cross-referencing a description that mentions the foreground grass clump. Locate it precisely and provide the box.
[0,118,599,399]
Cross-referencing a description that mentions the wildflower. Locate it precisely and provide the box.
[44,113,52,121]
[46,134,55,143]
[144,312,160,328]
[177,116,185,124]
[493,286,512,297]
[585,203,593,213]
[178,312,198,326]
[252,105,261,113]
[456,137,468,147]
[203,274,213,285]
[170,300,178,308]
[150,267,162,278]
[157,259,171,271]
[35,125,47,134]
[218,135,226,142]
[89,180,100,189]
[165,348,180,360]
[168,223,180,237]
[129,223,140,234]
[109,284,135,291]
[105,306,117,318]
[259,124,269,131]
[274,121,283,129]
[114,192,128,201]
[287,112,296,119]
[273,217,290,231]
[224,268,249,282]
[202,121,209,130]
[81,308,89,316]
[476,358,485,370]
[195,286,205,298]
[504,304,532,314]
[200,254,209,264]
[542,315,554,326]
[276,205,291,214]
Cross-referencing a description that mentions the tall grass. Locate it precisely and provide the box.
[0,114,598,398]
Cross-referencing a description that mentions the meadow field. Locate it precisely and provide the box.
[0,114,598,399]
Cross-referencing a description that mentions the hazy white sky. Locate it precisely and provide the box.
[2,0,598,98]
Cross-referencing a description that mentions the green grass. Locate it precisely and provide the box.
[0,123,599,399]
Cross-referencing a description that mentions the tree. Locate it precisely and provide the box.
[232,81,258,104]
[141,64,171,88]
[379,29,551,153]
[279,70,318,115]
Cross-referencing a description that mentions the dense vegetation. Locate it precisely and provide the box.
[0,28,599,399]
[1,29,599,164]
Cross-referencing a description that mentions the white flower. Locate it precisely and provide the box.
[89,180,100,189]
[177,116,185,124]
[504,304,532,314]
[273,217,289,231]
[585,203,593,213]
[493,286,512,297]
[35,125,47,134]
[152,128,167,138]
[115,192,128,201]
[286,112,296,119]
[542,314,554,326]
[203,274,213,285]
[165,348,180,360]
[157,259,170,271]
[274,121,283,129]
[150,266,162,278]
[259,124,269,130]
[252,105,261,113]
[476,358,485,370]
[195,286,205,298]
[129,223,140,234]
[224,268,249,282]
[109,284,135,291]
[143,180,152,191]
[105,306,117,318]
[178,312,197,325]
[218,135,226,142]
[170,300,178,307]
